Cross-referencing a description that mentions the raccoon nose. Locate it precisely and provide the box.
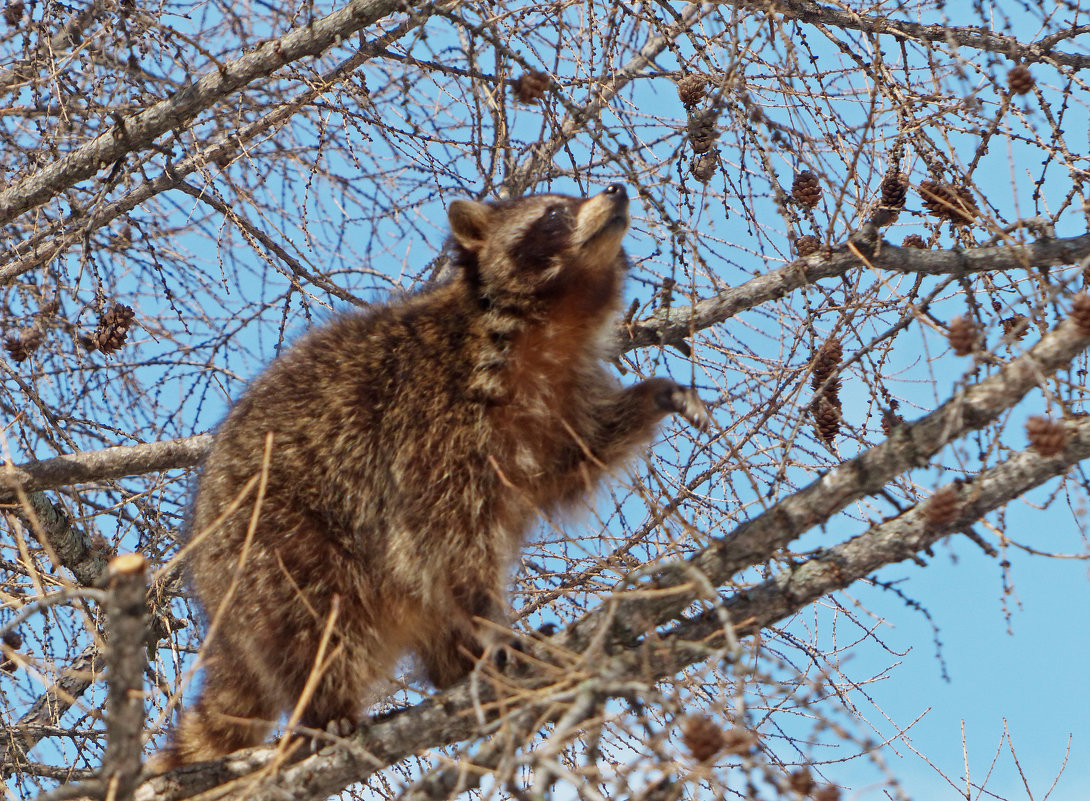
[603,183,627,200]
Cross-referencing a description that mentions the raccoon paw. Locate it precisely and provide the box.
[653,382,710,430]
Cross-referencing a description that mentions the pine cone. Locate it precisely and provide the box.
[920,180,978,225]
[4,327,43,362]
[925,486,960,528]
[814,785,841,801]
[1000,314,1029,341]
[513,70,550,103]
[1071,294,1090,334]
[811,336,842,390]
[795,235,821,257]
[3,0,22,25]
[690,150,718,183]
[1007,65,1034,95]
[676,74,707,107]
[721,726,758,756]
[687,108,720,154]
[788,768,815,795]
[681,714,725,762]
[792,170,822,208]
[1026,416,1067,457]
[947,315,978,356]
[813,395,842,444]
[880,407,904,436]
[92,303,136,355]
[901,234,926,248]
[880,171,908,209]
[1,630,22,674]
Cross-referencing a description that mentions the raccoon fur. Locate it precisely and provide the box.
[153,183,707,769]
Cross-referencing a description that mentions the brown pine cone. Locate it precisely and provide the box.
[3,0,22,26]
[795,235,821,256]
[1026,416,1067,457]
[721,726,758,756]
[947,315,978,356]
[690,151,718,183]
[93,304,136,355]
[688,108,720,154]
[676,74,707,107]
[813,395,842,444]
[925,486,960,528]
[901,234,927,248]
[880,171,908,209]
[920,180,978,225]
[0,630,22,674]
[792,170,822,208]
[681,714,725,762]
[513,70,550,103]
[814,785,841,801]
[1007,65,1034,95]
[788,768,815,795]
[811,336,842,390]
[4,327,43,362]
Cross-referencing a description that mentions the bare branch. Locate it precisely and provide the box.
[102,555,149,801]
[0,0,417,226]
[0,436,211,497]
[773,0,1090,69]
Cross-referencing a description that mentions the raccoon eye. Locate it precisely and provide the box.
[544,204,570,227]
[511,204,573,271]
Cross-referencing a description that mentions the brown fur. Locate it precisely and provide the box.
[153,184,707,770]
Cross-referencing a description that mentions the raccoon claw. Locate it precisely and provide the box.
[654,383,710,430]
[326,717,356,738]
[310,717,356,752]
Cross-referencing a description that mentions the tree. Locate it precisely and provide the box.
[0,0,1087,798]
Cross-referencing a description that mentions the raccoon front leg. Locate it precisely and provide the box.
[592,377,708,465]
[417,587,511,688]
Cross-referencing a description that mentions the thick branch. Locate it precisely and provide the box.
[0,645,99,779]
[663,416,1090,656]
[774,0,1090,70]
[0,0,415,226]
[578,310,1090,653]
[616,233,1090,352]
[0,435,211,498]
[102,555,149,801]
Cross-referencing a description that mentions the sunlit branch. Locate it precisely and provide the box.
[618,233,1090,352]
[0,0,425,227]
[772,0,1090,70]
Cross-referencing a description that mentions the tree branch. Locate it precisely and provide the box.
[0,7,438,287]
[773,0,1090,70]
[0,435,212,498]
[0,0,417,226]
[101,554,149,801]
[616,233,1090,352]
[578,308,1090,653]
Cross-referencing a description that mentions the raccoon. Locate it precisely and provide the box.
[154,184,708,769]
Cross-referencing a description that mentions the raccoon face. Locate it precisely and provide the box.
[448,185,630,305]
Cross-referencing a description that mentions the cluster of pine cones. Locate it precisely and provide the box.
[4,302,136,362]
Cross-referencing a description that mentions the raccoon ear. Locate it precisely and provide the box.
[447,200,493,252]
